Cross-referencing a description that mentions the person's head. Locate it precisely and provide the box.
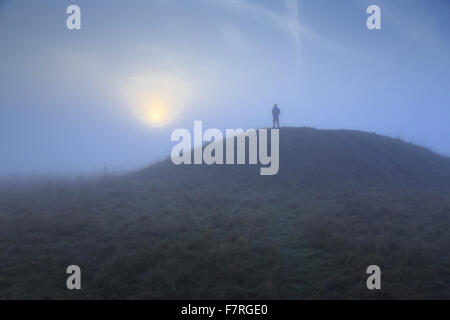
[274,104,277,108]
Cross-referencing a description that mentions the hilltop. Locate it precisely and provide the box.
[133,127,450,191]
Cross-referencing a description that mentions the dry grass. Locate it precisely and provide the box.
[0,128,449,299]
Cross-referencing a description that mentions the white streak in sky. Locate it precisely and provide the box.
[201,0,362,64]
[285,0,301,62]
[202,0,313,63]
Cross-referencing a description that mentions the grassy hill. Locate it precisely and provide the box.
[0,127,449,299]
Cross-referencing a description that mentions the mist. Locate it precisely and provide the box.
[1,0,450,175]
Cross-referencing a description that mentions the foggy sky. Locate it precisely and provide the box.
[1,0,450,175]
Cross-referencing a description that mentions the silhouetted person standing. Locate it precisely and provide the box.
[272,104,280,129]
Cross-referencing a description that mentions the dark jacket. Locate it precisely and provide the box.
[272,106,280,118]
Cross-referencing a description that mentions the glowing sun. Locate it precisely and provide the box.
[140,97,170,127]
[123,74,191,128]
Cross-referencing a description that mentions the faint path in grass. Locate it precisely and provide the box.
[266,205,322,299]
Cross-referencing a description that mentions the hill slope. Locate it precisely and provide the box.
[0,128,449,299]
[134,127,450,191]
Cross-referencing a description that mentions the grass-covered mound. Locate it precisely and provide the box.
[1,128,449,299]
